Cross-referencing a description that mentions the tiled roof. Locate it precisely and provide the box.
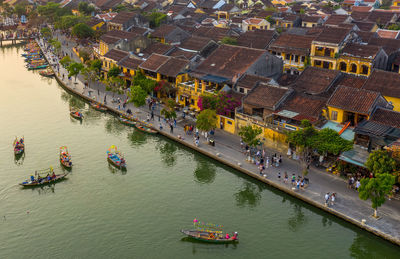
[193,45,266,82]
[100,35,120,44]
[118,57,143,70]
[269,33,314,56]
[368,37,400,55]
[362,69,400,98]
[351,11,370,21]
[139,53,170,72]
[356,31,377,43]
[236,30,276,50]
[276,93,327,122]
[129,27,148,36]
[86,17,103,27]
[366,11,396,25]
[100,30,139,44]
[104,49,129,62]
[370,107,400,129]
[376,29,400,39]
[340,43,381,59]
[327,85,381,114]
[157,57,190,77]
[301,15,322,23]
[151,24,178,38]
[110,11,138,25]
[351,6,373,13]
[179,36,213,51]
[96,12,117,22]
[292,67,340,95]
[142,42,175,57]
[334,74,367,89]
[325,14,351,26]
[236,74,271,90]
[313,27,351,44]
[353,21,376,32]
[168,48,196,60]
[243,18,265,25]
[244,84,292,110]
[189,26,234,41]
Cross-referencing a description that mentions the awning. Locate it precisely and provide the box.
[200,74,229,84]
[339,146,369,168]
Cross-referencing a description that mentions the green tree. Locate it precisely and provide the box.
[299,8,305,14]
[287,120,352,175]
[55,15,89,30]
[145,12,167,28]
[129,85,147,107]
[49,38,61,54]
[196,109,218,132]
[14,3,27,16]
[60,55,72,68]
[79,49,91,63]
[38,2,70,22]
[72,23,94,39]
[238,125,262,148]
[265,15,275,25]
[221,36,237,45]
[131,71,155,93]
[40,27,52,39]
[387,23,400,30]
[107,66,121,78]
[90,59,102,75]
[78,2,95,15]
[161,99,177,120]
[67,62,84,82]
[82,67,98,88]
[365,150,397,175]
[359,173,396,218]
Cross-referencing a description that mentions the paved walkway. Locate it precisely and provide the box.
[38,36,400,245]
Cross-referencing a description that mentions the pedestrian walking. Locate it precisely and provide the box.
[258,164,263,175]
[146,114,150,122]
[151,110,154,120]
[296,180,300,190]
[324,193,330,206]
[300,180,305,190]
[291,174,296,186]
[174,118,176,127]
[159,122,163,131]
[330,193,336,206]
[170,123,173,133]
[278,172,281,181]
[284,172,288,184]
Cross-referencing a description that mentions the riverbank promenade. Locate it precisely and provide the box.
[38,36,400,246]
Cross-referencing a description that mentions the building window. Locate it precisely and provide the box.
[285,54,290,60]
[191,99,194,105]
[361,65,369,75]
[295,55,299,62]
[314,60,321,66]
[127,69,130,74]
[239,87,244,93]
[272,51,276,55]
[301,56,305,62]
[331,110,338,121]
[350,63,357,73]
[339,62,347,71]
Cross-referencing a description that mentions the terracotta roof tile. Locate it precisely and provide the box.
[370,107,400,129]
[341,43,381,59]
[362,69,400,98]
[244,84,292,110]
[334,74,367,89]
[236,30,276,49]
[269,33,315,56]
[277,93,327,122]
[353,21,376,32]
[292,67,340,95]
[139,53,170,72]
[179,36,213,51]
[151,24,178,38]
[104,49,129,62]
[110,11,138,25]
[325,14,351,26]
[313,27,351,44]
[142,42,175,57]
[157,57,190,77]
[327,85,381,114]
[368,37,400,55]
[377,29,400,39]
[236,74,271,90]
[118,57,143,70]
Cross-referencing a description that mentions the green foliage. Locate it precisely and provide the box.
[313,128,353,155]
[60,55,72,68]
[107,66,121,78]
[264,7,277,12]
[132,71,156,93]
[14,3,28,16]
[67,62,84,81]
[358,173,395,216]
[145,12,167,28]
[90,59,102,75]
[196,109,218,132]
[82,67,98,87]
[221,36,237,45]
[37,2,71,22]
[238,125,262,147]
[72,23,94,39]
[106,76,126,94]
[304,56,311,67]
[387,23,400,30]
[161,99,177,119]
[129,85,147,107]
[299,8,305,14]
[79,49,91,63]
[49,38,61,53]
[198,94,218,110]
[78,2,95,15]
[40,27,52,39]
[55,15,89,30]
[265,15,275,25]
[365,150,397,175]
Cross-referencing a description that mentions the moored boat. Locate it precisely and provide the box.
[13,137,25,156]
[106,145,126,169]
[181,219,238,244]
[28,64,48,70]
[39,69,55,77]
[60,146,72,168]
[70,110,83,120]
[90,102,108,112]
[20,168,68,187]
[134,122,158,134]
[119,117,136,127]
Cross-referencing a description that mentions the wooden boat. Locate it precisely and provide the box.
[135,122,158,134]
[19,168,68,187]
[180,230,238,243]
[28,64,48,70]
[13,137,25,156]
[60,146,72,168]
[119,117,136,127]
[90,102,108,112]
[39,69,55,77]
[70,110,83,120]
[106,145,126,169]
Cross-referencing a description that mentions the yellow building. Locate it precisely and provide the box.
[101,49,129,78]
[301,16,324,28]
[271,0,294,5]
[337,43,387,77]
[311,27,353,70]
[242,18,270,32]
[327,85,388,126]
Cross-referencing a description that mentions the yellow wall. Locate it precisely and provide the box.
[302,22,317,28]
[99,41,109,56]
[337,57,372,76]
[311,43,339,57]
[384,96,400,112]
[327,107,344,123]
[122,67,135,76]
[92,21,105,31]
[217,115,235,134]
[271,0,289,5]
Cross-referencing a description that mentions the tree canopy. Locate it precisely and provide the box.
[72,23,94,39]
[55,15,89,30]
[131,71,156,93]
[221,37,238,45]
[107,66,121,78]
[238,125,262,147]
[129,85,147,107]
[40,27,52,39]
[38,2,71,22]
[78,2,95,15]
[365,150,397,175]
[359,173,396,218]
[60,56,72,68]
[67,62,84,81]
[196,109,218,132]
[90,59,102,75]
[161,99,177,120]
[145,12,167,28]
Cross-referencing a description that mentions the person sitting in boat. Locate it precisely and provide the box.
[37,175,42,183]
[20,138,24,144]
[30,175,34,182]
[52,172,56,179]
[209,233,215,239]
[225,233,230,239]
[232,232,238,240]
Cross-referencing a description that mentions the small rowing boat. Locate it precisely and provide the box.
[70,110,83,120]
[181,219,238,244]
[119,117,136,127]
[90,102,108,112]
[28,64,48,70]
[135,122,158,134]
[106,145,126,169]
[20,167,68,187]
[13,137,25,156]
[60,146,72,168]
[39,69,55,77]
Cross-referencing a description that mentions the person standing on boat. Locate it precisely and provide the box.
[225,233,230,239]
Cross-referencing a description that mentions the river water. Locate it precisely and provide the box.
[0,46,399,258]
